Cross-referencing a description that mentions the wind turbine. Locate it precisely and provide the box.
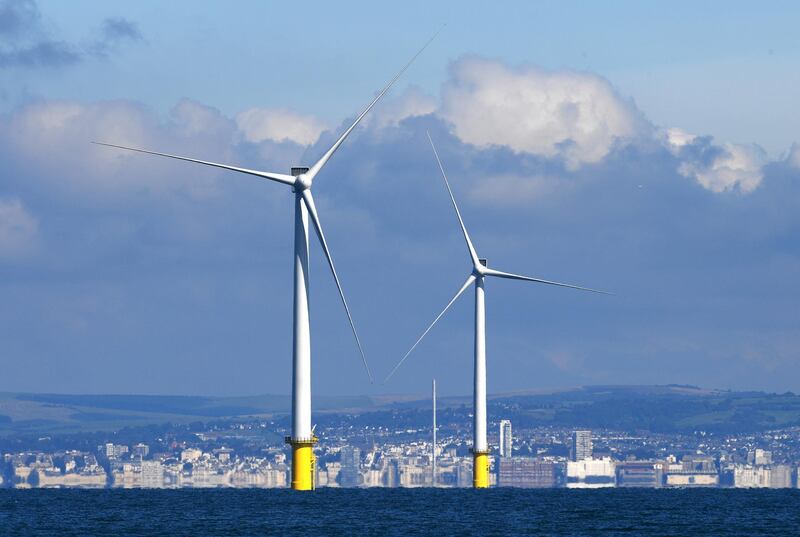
[385,133,609,488]
[94,35,437,490]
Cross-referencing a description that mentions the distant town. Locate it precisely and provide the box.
[4,415,800,489]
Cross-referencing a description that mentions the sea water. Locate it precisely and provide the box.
[1,488,799,536]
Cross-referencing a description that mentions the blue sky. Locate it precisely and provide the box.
[0,0,798,396]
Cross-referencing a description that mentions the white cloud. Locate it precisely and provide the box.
[366,86,436,129]
[5,100,157,185]
[691,143,766,193]
[439,57,650,168]
[235,107,327,146]
[668,129,767,193]
[1,99,243,198]
[1,64,777,204]
[0,197,37,258]
[170,99,234,137]
[665,127,697,149]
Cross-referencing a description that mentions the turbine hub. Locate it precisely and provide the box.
[473,258,488,276]
[291,166,312,191]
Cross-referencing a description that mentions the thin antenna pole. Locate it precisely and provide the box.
[432,378,437,487]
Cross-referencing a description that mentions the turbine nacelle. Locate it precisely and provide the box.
[291,167,313,192]
[472,258,488,276]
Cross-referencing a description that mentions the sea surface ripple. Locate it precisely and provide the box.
[1,488,799,536]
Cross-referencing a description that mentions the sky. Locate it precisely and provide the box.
[0,0,798,397]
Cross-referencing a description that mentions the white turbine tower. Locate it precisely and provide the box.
[94,36,437,490]
[385,133,609,488]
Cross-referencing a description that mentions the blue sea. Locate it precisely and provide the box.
[1,488,799,536]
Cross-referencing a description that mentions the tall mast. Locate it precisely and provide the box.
[432,378,437,487]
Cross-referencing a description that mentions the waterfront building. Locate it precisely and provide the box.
[362,469,383,487]
[384,458,399,487]
[456,458,473,488]
[323,461,341,487]
[735,464,793,488]
[338,446,361,487]
[566,457,615,488]
[616,461,663,488]
[141,461,164,488]
[770,465,792,488]
[499,420,513,458]
[37,467,106,488]
[571,430,593,461]
[735,464,771,488]
[665,456,718,487]
[497,457,560,488]
[432,454,463,487]
[228,460,288,488]
[14,453,105,489]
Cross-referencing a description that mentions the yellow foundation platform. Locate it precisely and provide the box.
[286,436,317,490]
[472,449,490,489]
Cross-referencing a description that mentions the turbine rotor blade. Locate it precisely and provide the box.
[301,189,374,383]
[92,142,296,186]
[484,267,612,295]
[306,28,442,181]
[426,132,480,265]
[383,274,476,384]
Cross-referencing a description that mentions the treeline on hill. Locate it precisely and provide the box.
[487,386,800,434]
[3,386,800,438]
[290,387,800,435]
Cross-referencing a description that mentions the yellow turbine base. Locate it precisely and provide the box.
[473,451,490,489]
[287,438,317,490]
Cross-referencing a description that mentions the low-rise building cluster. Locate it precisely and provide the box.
[5,451,106,488]
[5,421,800,489]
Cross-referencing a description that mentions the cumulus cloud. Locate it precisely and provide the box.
[236,108,328,146]
[171,98,235,137]
[5,100,154,183]
[665,127,696,149]
[439,57,650,169]
[1,87,799,394]
[365,86,437,129]
[666,128,767,193]
[1,46,799,394]
[689,143,766,194]
[433,58,776,195]
[1,99,249,202]
[0,197,37,258]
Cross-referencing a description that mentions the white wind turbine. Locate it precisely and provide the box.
[385,133,609,488]
[94,35,437,490]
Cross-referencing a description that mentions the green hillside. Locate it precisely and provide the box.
[2,385,800,436]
